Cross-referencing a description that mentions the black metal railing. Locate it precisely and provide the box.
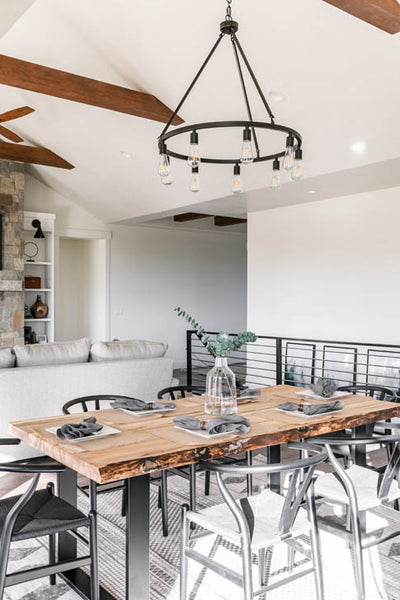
[186,331,400,396]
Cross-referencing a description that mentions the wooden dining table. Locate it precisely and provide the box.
[8,384,400,600]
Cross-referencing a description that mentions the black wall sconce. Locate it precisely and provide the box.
[32,219,45,239]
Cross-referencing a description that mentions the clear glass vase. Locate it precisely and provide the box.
[205,357,237,416]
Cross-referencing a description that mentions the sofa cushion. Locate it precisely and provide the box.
[90,339,167,362]
[14,338,90,368]
[0,348,15,368]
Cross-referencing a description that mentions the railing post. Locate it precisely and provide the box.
[276,338,283,385]
[186,330,193,387]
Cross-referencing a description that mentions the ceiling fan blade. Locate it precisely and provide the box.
[0,106,34,123]
[0,124,23,143]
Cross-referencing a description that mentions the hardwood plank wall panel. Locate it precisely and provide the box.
[9,385,400,484]
[0,54,184,124]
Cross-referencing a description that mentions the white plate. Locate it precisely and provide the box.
[119,406,176,417]
[295,390,349,401]
[47,424,121,442]
[174,425,241,438]
[275,407,344,418]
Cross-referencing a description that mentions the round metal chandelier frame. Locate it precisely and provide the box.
[158,0,302,186]
[161,121,302,165]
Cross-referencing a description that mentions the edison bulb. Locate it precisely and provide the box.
[161,172,173,185]
[158,153,170,177]
[270,172,280,190]
[283,146,295,171]
[232,174,242,193]
[232,164,242,193]
[241,140,253,165]
[291,160,303,181]
[187,131,200,168]
[190,168,200,192]
[187,143,200,168]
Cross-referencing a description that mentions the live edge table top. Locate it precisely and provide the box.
[8,385,400,484]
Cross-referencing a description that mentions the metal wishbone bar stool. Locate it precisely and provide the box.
[310,429,400,600]
[0,438,99,598]
[180,442,327,600]
[157,385,254,537]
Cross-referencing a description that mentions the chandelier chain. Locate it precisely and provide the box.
[225,0,232,21]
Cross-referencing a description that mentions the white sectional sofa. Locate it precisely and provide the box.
[0,338,174,461]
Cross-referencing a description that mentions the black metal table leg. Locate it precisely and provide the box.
[58,468,115,600]
[354,425,368,468]
[126,474,150,600]
[267,445,281,492]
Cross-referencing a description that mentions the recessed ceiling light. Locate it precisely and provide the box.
[120,151,132,159]
[350,141,366,155]
[308,189,318,194]
[267,89,286,102]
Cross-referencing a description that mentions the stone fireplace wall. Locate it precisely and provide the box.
[0,161,24,349]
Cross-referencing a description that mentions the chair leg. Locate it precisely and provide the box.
[287,544,296,574]
[246,451,253,496]
[189,464,196,530]
[0,534,11,599]
[258,548,265,587]
[241,540,254,600]
[158,485,162,508]
[350,509,365,600]
[180,505,189,600]
[307,486,324,600]
[49,534,56,585]
[204,470,211,496]
[161,470,169,537]
[121,482,127,518]
[89,510,99,600]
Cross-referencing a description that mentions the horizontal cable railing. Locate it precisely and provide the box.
[186,330,400,397]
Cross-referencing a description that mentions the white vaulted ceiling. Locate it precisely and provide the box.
[0,0,399,224]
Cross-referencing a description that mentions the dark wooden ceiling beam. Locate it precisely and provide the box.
[174,213,211,222]
[214,216,247,227]
[323,0,400,34]
[0,140,74,169]
[0,54,184,125]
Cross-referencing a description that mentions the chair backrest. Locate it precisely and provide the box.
[204,442,327,541]
[0,439,65,550]
[157,385,204,400]
[337,384,397,402]
[310,432,400,503]
[62,394,137,414]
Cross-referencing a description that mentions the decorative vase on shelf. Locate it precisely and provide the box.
[205,357,237,416]
[31,295,48,319]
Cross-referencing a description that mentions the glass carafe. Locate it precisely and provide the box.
[205,357,237,416]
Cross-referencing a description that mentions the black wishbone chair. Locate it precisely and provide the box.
[310,429,400,600]
[62,395,169,533]
[180,442,327,600]
[157,385,255,536]
[0,438,98,598]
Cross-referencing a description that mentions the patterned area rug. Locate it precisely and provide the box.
[4,457,400,600]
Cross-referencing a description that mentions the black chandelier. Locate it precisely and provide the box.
[158,0,303,193]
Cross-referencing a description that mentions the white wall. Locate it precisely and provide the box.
[247,186,400,345]
[110,225,247,366]
[58,238,107,341]
[25,174,247,365]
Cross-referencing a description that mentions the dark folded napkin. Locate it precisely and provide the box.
[110,398,175,412]
[173,414,250,435]
[57,417,103,440]
[239,388,261,398]
[277,401,344,415]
